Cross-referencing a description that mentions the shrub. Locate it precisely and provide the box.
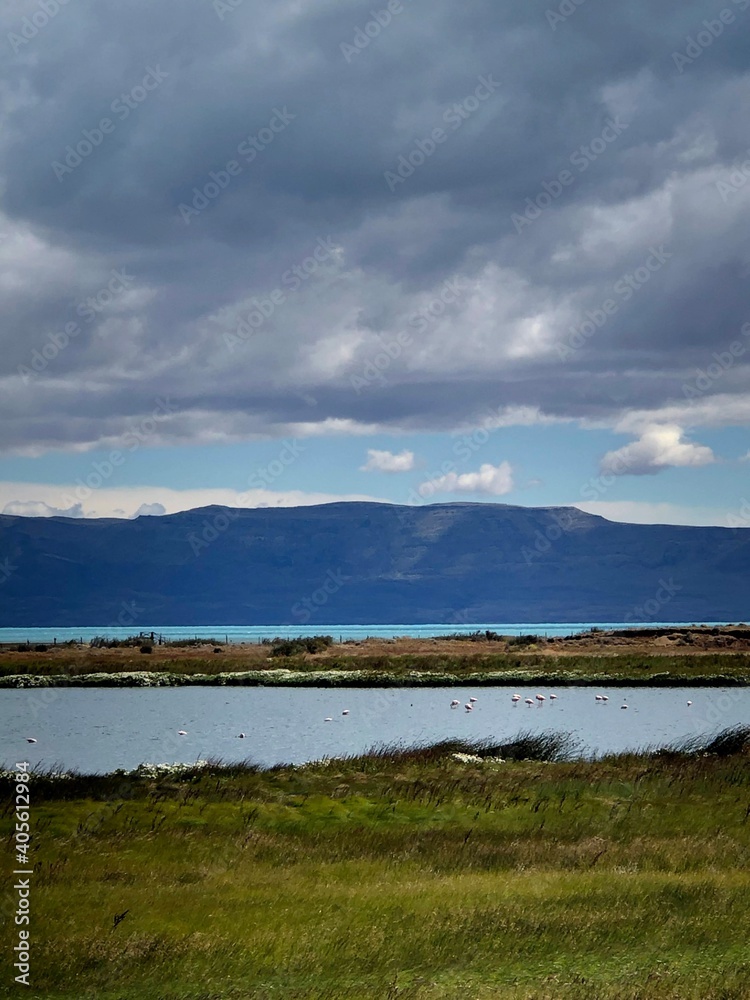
[140,645,153,654]
[434,631,503,642]
[508,634,539,647]
[91,635,161,649]
[269,635,334,657]
[165,638,224,647]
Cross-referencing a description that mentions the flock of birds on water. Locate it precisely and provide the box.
[22,694,698,743]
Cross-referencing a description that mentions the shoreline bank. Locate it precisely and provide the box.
[3,628,750,686]
[2,666,749,687]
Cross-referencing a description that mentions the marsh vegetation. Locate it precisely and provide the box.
[4,728,750,998]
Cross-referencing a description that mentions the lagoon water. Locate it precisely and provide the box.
[1,685,747,774]
[0,621,737,645]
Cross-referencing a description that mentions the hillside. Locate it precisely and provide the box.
[0,501,748,626]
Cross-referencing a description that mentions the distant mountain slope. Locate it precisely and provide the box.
[0,501,747,626]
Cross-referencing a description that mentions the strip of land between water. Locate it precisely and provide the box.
[2,627,749,686]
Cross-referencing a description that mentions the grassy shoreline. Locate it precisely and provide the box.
[3,628,750,687]
[5,731,750,999]
[1,651,749,687]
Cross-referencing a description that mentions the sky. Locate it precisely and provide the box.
[1,0,749,527]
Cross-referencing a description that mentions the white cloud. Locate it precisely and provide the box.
[423,461,514,497]
[360,449,415,473]
[134,502,167,517]
[1,499,84,518]
[599,424,715,476]
[0,483,388,519]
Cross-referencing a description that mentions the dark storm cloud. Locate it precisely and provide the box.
[1,0,750,453]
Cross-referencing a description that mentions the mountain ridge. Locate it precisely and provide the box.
[0,501,747,626]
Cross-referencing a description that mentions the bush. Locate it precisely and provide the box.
[164,638,224,647]
[434,630,504,642]
[508,634,539,647]
[269,635,334,657]
[34,644,48,652]
[90,636,139,649]
[140,645,153,654]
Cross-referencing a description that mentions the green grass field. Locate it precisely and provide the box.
[3,732,750,999]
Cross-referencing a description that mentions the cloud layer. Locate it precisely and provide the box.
[2,0,750,472]
[0,482,386,519]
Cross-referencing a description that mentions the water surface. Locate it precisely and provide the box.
[2,685,746,773]
[1,621,739,644]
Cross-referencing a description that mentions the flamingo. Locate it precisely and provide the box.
[687,701,692,706]
[469,697,478,703]
[26,737,37,744]
[178,730,188,735]
[536,694,545,704]
[450,699,460,708]
[602,695,609,702]
[342,710,350,716]
[511,693,521,703]
[525,698,534,706]
[595,695,602,702]
[237,733,246,738]
[620,704,628,710]
[549,693,557,700]
[464,703,473,711]
[324,717,333,722]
